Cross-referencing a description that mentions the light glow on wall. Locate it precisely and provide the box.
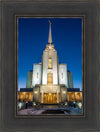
[34,91,38,94]
[63,91,66,94]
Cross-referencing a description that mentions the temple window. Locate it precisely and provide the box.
[37,72,38,78]
[62,73,63,79]
[47,73,53,84]
[48,59,52,68]
[49,51,51,59]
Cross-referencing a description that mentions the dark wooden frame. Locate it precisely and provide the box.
[0,0,99,131]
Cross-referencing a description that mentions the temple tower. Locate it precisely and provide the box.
[42,21,58,85]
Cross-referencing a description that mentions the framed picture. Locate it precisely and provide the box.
[0,0,99,131]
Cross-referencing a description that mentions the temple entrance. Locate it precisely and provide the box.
[39,93,61,104]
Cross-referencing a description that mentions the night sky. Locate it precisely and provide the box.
[18,18,82,90]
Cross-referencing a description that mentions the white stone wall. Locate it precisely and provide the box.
[52,51,58,84]
[32,64,42,87]
[59,64,68,87]
[42,51,48,84]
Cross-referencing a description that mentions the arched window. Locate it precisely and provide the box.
[47,72,53,84]
[61,73,63,79]
[37,72,38,78]
[48,59,52,68]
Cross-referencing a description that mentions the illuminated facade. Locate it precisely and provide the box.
[18,90,82,103]
[18,21,82,104]
[32,21,68,104]
[32,22,68,88]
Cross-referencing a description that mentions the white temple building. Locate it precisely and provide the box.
[18,21,83,106]
[32,21,69,104]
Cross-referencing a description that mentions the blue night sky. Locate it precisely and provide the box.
[18,18,82,90]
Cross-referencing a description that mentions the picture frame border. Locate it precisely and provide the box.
[0,0,99,131]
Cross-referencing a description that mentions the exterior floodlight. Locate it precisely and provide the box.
[63,91,66,94]
[78,102,82,109]
[34,91,38,94]
[19,102,22,109]
[65,102,67,106]
[33,102,36,106]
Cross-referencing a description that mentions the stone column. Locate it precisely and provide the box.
[41,90,44,103]
[57,90,59,103]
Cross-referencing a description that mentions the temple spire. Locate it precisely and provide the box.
[48,20,52,44]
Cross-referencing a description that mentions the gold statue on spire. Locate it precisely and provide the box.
[49,20,51,25]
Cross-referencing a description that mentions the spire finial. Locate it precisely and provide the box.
[48,20,52,44]
[49,20,51,25]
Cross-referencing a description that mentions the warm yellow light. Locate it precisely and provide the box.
[49,93,51,96]
[23,92,25,95]
[34,91,38,94]
[47,73,53,84]
[63,91,66,94]
[48,59,52,68]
